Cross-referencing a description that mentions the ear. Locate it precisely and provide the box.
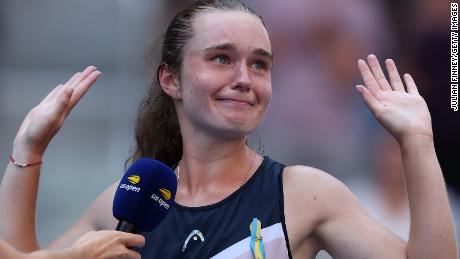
[158,64,182,99]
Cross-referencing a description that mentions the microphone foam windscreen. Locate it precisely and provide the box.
[113,158,178,232]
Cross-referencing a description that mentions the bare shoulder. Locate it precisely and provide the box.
[283,165,356,208]
[283,165,406,258]
[282,165,362,257]
[87,181,120,230]
[283,165,364,223]
[283,165,339,187]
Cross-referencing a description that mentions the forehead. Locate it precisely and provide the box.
[188,10,271,54]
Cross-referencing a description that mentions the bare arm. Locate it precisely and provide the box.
[356,54,456,258]
[0,240,29,259]
[0,158,42,251]
[0,66,101,251]
[284,166,407,258]
[285,55,456,258]
[47,182,119,249]
[400,135,455,258]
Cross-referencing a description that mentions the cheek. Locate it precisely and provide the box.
[180,74,220,111]
[181,64,231,96]
[255,78,272,106]
[181,84,207,109]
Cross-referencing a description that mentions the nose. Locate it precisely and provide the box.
[232,62,251,92]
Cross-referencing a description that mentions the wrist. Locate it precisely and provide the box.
[28,249,71,259]
[60,247,81,259]
[11,145,43,165]
[13,136,47,158]
[398,134,435,151]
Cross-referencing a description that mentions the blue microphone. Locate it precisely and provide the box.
[113,158,178,233]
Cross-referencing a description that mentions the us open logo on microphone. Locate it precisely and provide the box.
[151,188,171,210]
[119,175,141,193]
[159,188,172,200]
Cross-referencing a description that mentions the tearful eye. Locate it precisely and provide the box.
[214,55,230,65]
[252,60,267,70]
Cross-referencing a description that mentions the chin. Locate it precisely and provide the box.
[203,118,257,140]
[220,120,260,139]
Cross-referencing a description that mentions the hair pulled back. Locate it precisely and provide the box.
[128,0,265,167]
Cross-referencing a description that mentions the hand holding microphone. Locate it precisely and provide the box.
[0,230,144,259]
[67,230,145,259]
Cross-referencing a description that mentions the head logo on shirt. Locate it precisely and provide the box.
[182,229,205,252]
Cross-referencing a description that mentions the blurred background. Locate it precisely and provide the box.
[0,0,458,258]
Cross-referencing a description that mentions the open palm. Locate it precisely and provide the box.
[357,55,433,142]
[13,66,101,156]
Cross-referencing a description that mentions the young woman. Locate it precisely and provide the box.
[0,0,456,258]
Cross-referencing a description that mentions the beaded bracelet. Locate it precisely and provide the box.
[9,154,42,168]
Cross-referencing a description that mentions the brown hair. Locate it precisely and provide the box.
[127,0,266,167]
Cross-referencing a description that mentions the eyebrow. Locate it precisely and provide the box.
[203,43,273,62]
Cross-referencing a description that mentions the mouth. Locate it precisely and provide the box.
[215,99,254,107]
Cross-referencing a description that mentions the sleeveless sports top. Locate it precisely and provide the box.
[138,156,292,258]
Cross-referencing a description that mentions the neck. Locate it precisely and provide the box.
[176,119,261,204]
[179,136,252,193]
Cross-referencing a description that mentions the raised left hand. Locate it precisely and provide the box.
[356,54,433,143]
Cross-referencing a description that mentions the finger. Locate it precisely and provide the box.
[60,88,75,120]
[358,59,382,96]
[403,73,420,95]
[64,72,82,86]
[356,85,382,112]
[54,88,75,126]
[385,59,405,91]
[55,86,74,113]
[366,54,392,91]
[42,84,64,104]
[41,71,81,105]
[68,70,101,110]
[71,66,97,88]
[122,233,145,248]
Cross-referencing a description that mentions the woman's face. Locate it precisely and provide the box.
[177,10,273,139]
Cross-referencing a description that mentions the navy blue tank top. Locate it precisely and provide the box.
[138,156,292,258]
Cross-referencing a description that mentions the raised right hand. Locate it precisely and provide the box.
[12,66,101,160]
